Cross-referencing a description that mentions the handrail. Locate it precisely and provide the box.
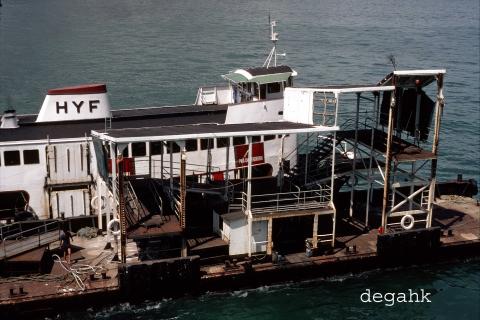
[3,220,58,241]
[152,159,221,172]
[240,186,332,215]
[1,220,60,259]
[0,219,59,241]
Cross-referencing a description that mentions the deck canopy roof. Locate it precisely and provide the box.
[92,121,338,144]
[222,65,297,85]
[378,69,446,89]
[289,85,396,94]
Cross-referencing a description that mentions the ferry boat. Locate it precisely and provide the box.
[0,21,298,223]
[0,21,452,262]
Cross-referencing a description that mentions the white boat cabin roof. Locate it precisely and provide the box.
[92,121,338,144]
[222,65,296,85]
[0,104,228,144]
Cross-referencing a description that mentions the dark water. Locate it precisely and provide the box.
[62,260,480,320]
[1,1,479,319]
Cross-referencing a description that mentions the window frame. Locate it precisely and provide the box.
[4,150,21,166]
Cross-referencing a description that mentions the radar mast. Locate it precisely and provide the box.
[263,19,285,68]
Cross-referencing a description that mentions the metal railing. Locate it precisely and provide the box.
[1,220,60,259]
[239,185,331,215]
[149,159,220,180]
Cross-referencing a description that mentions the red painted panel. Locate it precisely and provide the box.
[107,157,135,175]
[211,171,224,181]
[234,142,265,168]
[47,84,107,95]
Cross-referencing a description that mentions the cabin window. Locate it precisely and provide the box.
[67,149,71,172]
[251,136,261,143]
[4,150,20,166]
[166,142,180,154]
[264,135,275,141]
[23,149,40,165]
[185,139,198,152]
[277,134,290,139]
[260,84,266,99]
[233,137,246,146]
[53,146,57,172]
[216,138,229,148]
[132,142,147,157]
[80,145,84,171]
[267,82,281,93]
[200,138,214,150]
[150,141,164,155]
[122,145,129,157]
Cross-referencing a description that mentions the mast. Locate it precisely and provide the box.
[263,20,282,68]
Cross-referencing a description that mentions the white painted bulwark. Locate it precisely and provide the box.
[50,189,90,218]
[283,88,313,124]
[225,99,284,124]
[222,211,249,256]
[46,142,90,184]
[0,144,47,219]
[195,86,233,105]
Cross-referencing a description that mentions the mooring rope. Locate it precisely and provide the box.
[52,254,105,291]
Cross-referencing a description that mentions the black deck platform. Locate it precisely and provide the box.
[340,129,436,162]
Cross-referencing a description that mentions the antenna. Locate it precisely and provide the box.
[388,54,397,71]
[263,19,285,68]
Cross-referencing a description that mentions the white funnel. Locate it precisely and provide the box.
[36,84,111,122]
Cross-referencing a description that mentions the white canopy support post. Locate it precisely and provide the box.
[160,141,164,180]
[247,136,253,257]
[329,93,340,248]
[312,214,319,249]
[267,217,273,255]
[180,147,187,230]
[225,137,230,196]
[104,179,110,235]
[180,147,187,257]
[115,149,127,264]
[169,141,174,190]
[207,140,212,180]
[381,83,397,231]
[428,73,445,227]
[148,142,152,178]
[96,175,103,230]
[110,142,118,219]
[349,92,361,218]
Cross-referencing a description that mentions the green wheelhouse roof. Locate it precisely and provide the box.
[223,65,297,85]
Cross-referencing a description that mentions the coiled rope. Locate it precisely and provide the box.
[52,254,106,291]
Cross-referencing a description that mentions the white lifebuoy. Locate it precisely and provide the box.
[107,218,121,236]
[400,214,415,230]
[91,196,106,210]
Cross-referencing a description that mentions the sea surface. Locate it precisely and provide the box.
[0,0,479,319]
